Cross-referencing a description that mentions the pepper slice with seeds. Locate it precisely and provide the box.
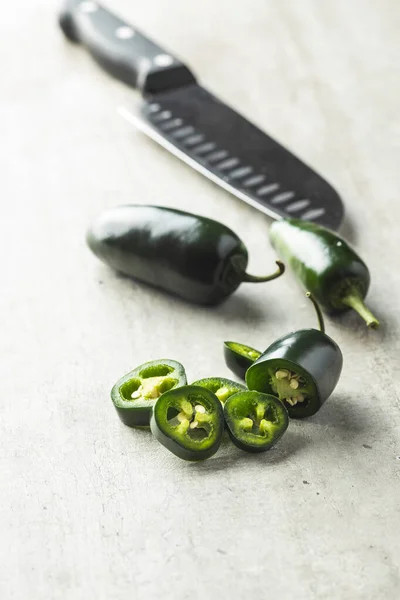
[111,359,187,427]
[191,377,246,404]
[224,391,288,452]
[246,293,343,418]
[223,341,262,379]
[150,385,224,461]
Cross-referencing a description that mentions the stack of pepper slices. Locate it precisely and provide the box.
[87,205,379,461]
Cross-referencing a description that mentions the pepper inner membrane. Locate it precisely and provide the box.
[214,386,232,403]
[227,342,261,360]
[167,394,213,441]
[270,368,310,407]
[238,401,279,437]
[139,365,174,378]
[199,380,235,403]
[120,366,178,402]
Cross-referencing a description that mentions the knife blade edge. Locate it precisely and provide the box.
[118,105,285,223]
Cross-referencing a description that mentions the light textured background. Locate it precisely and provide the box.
[1,1,400,598]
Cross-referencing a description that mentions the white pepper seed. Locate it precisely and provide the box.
[276,370,289,379]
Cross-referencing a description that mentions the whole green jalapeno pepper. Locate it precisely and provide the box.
[269,217,379,328]
[224,391,288,453]
[223,341,262,379]
[87,205,284,305]
[246,294,343,418]
[150,385,224,461]
[191,377,246,404]
[111,359,187,427]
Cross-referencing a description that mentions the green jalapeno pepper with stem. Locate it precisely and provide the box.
[223,341,262,380]
[269,217,379,328]
[191,377,246,404]
[87,205,284,306]
[224,391,289,453]
[150,385,224,461]
[246,293,343,418]
[111,359,187,427]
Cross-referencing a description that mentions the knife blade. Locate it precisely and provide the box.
[59,0,344,230]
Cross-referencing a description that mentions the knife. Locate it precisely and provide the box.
[59,0,344,230]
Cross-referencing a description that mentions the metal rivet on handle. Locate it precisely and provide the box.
[80,1,99,13]
[115,26,135,39]
[154,54,174,67]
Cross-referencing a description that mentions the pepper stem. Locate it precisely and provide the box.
[341,291,379,329]
[242,260,285,283]
[306,292,325,333]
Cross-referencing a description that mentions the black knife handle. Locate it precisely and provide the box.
[59,0,196,95]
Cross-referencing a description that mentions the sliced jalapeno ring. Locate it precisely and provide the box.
[223,341,262,380]
[224,391,289,453]
[111,359,187,427]
[191,377,246,404]
[150,385,224,461]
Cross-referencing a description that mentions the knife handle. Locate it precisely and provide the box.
[59,0,196,95]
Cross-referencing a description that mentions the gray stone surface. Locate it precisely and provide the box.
[1,0,399,598]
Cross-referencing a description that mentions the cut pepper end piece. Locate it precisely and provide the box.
[223,342,262,380]
[246,355,321,419]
